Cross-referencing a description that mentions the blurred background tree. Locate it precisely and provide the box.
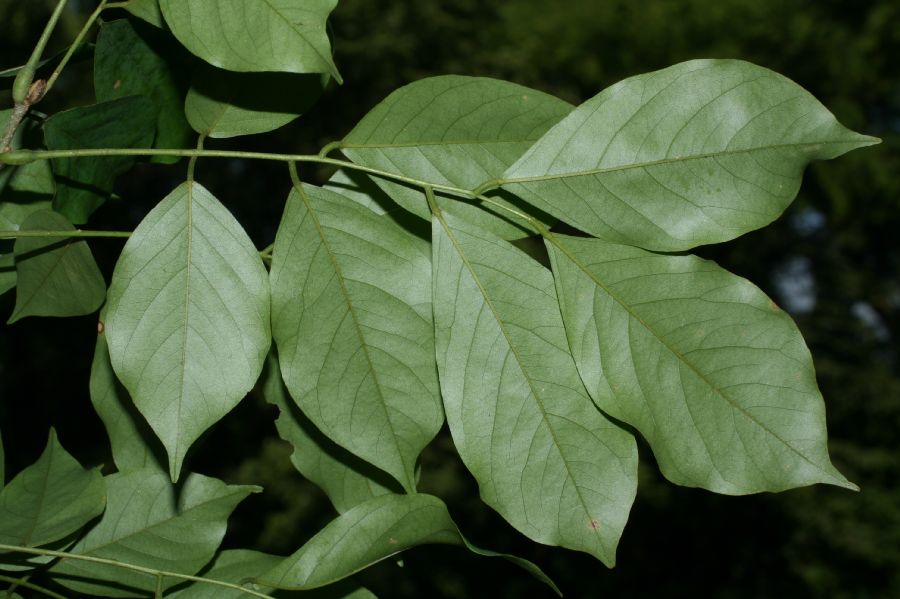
[1,0,897,597]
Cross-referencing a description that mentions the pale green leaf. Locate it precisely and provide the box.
[94,18,194,162]
[342,76,571,239]
[43,96,157,224]
[431,211,638,565]
[503,59,879,251]
[270,184,442,492]
[185,64,326,138]
[0,430,105,549]
[50,469,258,597]
[255,494,558,595]
[125,0,165,28]
[90,313,166,474]
[105,182,271,481]
[262,353,398,513]
[546,234,855,494]
[159,0,341,81]
[323,169,392,216]
[8,210,106,324]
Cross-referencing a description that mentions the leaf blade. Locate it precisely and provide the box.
[431,211,638,564]
[503,59,879,251]
[546,234,854,493]
[105,181,271,481]
[270,184,442,492]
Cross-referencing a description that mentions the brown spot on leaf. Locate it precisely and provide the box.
[97,321,104,335]
[768,299,780,312]
[113,80,122,90]
[588,518,601,530]
[388,537,398,545]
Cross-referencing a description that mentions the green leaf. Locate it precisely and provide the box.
[0,430,105,549]
[546,234,856,494]
[185,64,326,138]
[502,59,879,251]
[256,494,559,595]
[105,181,271,481]
[323,169,393,216]
[0,108,54,204]
[8,210,106,324]
[166,549,281,599]
[159,0,341,82]
[431,210,638,565]
[0,252,15,296]
[90,313,166,474]
[270,184,443,492]
[262,353,398,513]
[94,18,194,162]
[342,76,572,239]
[0,425,4,486]
[43,96,157,224]
[125,0,165,28]
[50,469,258,597]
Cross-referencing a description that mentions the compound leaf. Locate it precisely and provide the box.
[44,96,157,224]
[0,430,105,549]
[270,184,442,492]
[160,0,341,81]
[342,76,571,239]
[255,493,558,595]
[50,469,258,597]
[262,353,398,514]
[185,64,326,138]
[503,59,879,251]
[431,211,638,565]
[105,181,271,482]
[546,234,855,494]
[8,210,106,324]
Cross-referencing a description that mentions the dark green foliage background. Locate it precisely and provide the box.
[1,0,897,597]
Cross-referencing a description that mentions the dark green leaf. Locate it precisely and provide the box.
[546,234,855,493]
[262,354,397,513]
[184,64,326,138]
[50,469,258,597]
[503,59,879,251]
[105,181,271,481]
[43,96,157,223]
[94,18,194,162]
[256,494,559,595]
[166,549,280,599]
[159,0,341,81]
[0,252,15,296]
[432,210,638,565]
[270,184,442,492]
[8,210,106,324]
[0,430,105,549]
[342,76,571,239]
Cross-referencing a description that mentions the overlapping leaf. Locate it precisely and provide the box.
[342,76,571,239]
[43,96,157,223]
[0,108,54,204]
[185,64,326,138]
[160,0,341,81]
[503,59,879,251]
[546,234,855,494]
[262,353,397,514]
[94,18,194,161]
[270,184,442,492]
[0,430,105,549]
[90,314,166,474]
[431,211,638,564]
[125,0,164,28]
[8,210,106,324]
[105,181,271,481]
[256,493,559,595]
[50,469,257,597]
